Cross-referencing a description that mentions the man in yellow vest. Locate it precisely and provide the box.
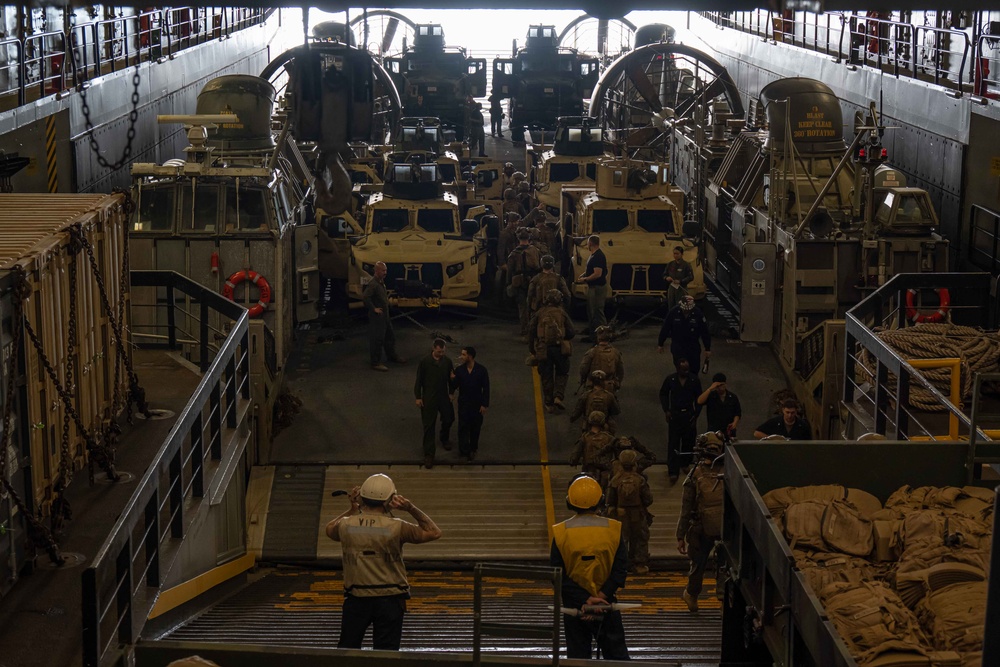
[550,476,630,660]
[325,473,442,649]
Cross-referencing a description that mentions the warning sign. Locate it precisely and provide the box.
[793,105,837,140]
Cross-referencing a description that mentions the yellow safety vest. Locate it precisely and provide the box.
[552,514,622,597]
[338,513,409,597]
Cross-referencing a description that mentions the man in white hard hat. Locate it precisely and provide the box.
[325,473,442,650]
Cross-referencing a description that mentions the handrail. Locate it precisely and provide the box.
[0,7,267,108]
[843,272,993,441]
[700,10,976,97]
[81,270,252,667]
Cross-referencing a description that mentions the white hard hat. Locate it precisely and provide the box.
[360,473,396,501]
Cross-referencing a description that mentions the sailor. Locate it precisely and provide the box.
[576,235,609,340]
[550,476,630,660]
[753,398,812,440]
[489,91,504,137]
[326,474,442,649]
[527,254,571,316]
[414,338,455,469]
[659,358,703,483]
[676,434,725,612]
[468,101,487,157]
[607,449,654,575]
[527,289,575,412]
[697,372,742,437]
[663,245,694,310]
[657,295,711,374]
[363,261,405,372]
[579,326,624,393]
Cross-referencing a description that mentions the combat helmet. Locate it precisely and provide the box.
[595,325,613,342]
[504,188,516,200]
[567,475,603,511]
[511,171,526,182]
[587,410,607,426]
[517,181,531,193]
[541,254,555,270]
[360,473,396,502]
[590,369,607,383]
[516,227,531,241]
[543,289,564,306]
[619,448,639,468]
[695,432,725,459]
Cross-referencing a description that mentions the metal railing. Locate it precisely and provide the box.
[843,272,993,442]
[0,7,268,108]
[701,11,974,95]
[81,270,252,667]
[964,204,1000,276]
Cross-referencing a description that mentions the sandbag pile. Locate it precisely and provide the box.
[762,484,995,667]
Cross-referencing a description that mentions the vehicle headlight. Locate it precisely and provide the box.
[362,262,376,275]
[446,262,464,277]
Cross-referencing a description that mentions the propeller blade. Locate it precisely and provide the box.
[381,18,399,55]
[626,126,661,147]
[625,60,662,114]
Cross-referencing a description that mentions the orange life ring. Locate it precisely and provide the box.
[222,270,271,318]
[905,288,949,324]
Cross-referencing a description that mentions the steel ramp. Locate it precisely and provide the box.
[255,464,690,564]
[161,570,721,664]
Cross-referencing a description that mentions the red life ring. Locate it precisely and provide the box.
[222,270,271,318]
[905,288,950,324]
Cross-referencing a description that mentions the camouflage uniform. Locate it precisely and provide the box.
[507,231,542,336]
[571,371,620,432]
[579,328,625,392]
[601,436,656,481]
[676,435,726,611]
[527,290,575,410]
[607,449,654,574]
[569,411,614,481]
[527,257,571,316]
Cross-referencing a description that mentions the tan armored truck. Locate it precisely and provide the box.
[566,159,704,303]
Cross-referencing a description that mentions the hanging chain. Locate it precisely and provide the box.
[0,269,64,565]
[66,28,142,172]
[51,231,83,531]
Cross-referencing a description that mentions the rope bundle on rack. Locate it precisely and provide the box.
[857,323,1000,412]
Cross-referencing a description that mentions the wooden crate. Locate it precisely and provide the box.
[0,194,131,513]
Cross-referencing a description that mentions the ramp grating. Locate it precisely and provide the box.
[166,570,721,664]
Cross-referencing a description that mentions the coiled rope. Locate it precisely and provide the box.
[857,323,1000,412]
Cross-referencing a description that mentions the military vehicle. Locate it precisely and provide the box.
[491,25,601,141]
[565,159,704,304]
[530,115,606,217]
[695,78,948,437]
[383,23,487,140]
[348,129,488,308]
[129,75,317,444]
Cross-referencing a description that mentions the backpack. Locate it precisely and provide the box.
[582,431,613,467]
[532,273,561,310]
[589,345,620,379]
[821,500,874,557]
[613,471,645,508]
[523,245,541,275]
[585,388,612,417]
[537,307,565,345]
[694,463,725,537]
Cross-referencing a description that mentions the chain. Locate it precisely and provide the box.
[66,30,142,172]
[51,230,84,531]
[77,221,150,422]
[0,269,64,565]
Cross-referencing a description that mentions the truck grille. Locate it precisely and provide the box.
[385,262,444,290]
[610,264,669,293]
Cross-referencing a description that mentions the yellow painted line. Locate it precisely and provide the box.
[532,367,556,544]
[147,552,255,619]
[45,115,58,193]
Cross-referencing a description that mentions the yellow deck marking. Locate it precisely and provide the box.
[532,368,556,544]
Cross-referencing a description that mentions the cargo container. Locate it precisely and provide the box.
[0,193,131,596]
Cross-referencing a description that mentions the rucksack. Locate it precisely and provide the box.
[821,500,874,557]
[532,273,561,310]
[585,388,612,417]
[537,307,565,345]
[589,345,620,379]
[582,431,613,467]
[613,471,645,508]
[694,464,725,537]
